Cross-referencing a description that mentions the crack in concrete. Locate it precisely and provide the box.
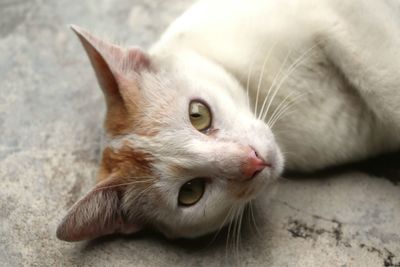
[272,199,350,224]
[276,200,400,266]
[359,244,400,267]
[286,218,399,267]
[286,218,350,247]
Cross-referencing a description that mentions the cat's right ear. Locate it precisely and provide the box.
[70,25,151,134]
[56,177,142,242]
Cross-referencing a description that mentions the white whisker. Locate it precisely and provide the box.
[133,183,156,201]
[269,93,307,129]
[249,201,261,236]
[233,206,241,262]
[254,42,277,116]
[225,205,237,262]
[261,43,319,122]
[209,205,235,247]
[258,49,292,120]
[95,178,155,191]
[246,59,255,108]
[235,205,245,262]
[266,91,305,125]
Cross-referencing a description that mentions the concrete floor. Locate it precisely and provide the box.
[0,0,399,266]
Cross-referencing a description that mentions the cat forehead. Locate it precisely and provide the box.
[172,53,246,97]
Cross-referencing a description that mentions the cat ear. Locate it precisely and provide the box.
[70,25,151,134]
[56,178,142,242]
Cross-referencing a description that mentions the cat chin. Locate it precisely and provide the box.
[159,215,241,240]
[159,226,215,240]
[155,215,232,239]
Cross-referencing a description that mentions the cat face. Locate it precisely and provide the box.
[56,26,283,241]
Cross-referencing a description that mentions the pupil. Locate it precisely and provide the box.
[191,113,201,118]
[185,188,193,194]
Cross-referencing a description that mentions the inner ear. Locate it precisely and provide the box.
[56,178,142,242]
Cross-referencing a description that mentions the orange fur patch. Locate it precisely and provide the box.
[97,141,154,185]
[104,103,133,136]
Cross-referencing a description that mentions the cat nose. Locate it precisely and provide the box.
[240,148,269,180]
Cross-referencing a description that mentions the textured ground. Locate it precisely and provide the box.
[0,0,399,266]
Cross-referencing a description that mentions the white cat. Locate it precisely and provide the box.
[57,0,400,241]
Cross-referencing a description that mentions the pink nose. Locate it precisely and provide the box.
[240,148,269,180]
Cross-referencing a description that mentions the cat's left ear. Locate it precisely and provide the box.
[70,25,151,135]
[56,177,141,242]
[70,24,151,94]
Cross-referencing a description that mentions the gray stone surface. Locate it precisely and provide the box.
[0,0,399,266]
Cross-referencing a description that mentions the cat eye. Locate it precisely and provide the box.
[189,100,212,132]
[178,178,205,206]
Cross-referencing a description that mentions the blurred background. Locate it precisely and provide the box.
[0,0,399,266]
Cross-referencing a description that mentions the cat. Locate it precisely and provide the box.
[57,0,400,241]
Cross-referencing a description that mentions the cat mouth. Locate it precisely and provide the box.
[247,169,263,180]
[227,170,271,201]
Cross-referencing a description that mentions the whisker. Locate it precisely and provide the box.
[208,205,235,247]
[280,147,310,164]
[270,102,299,129]
[249,201,261,236]
[261,43,319,121]
[232,206,241,263]
[281,151,298,157]
[246,58,256,108]
[279,176,293,181]
[131,183,156,202]
[258,49,292,120]
[225,205,237,262]
[267,91,306,126]
[269,93,307,129]
[94,178,156,191]
[266,91,296,125]
[254,42,277,117]
[226,204,245,264]
[235,205,245,263]
[122,184,157,220]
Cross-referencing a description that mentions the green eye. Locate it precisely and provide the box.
[178,178,206,206]
[189,100,212,132]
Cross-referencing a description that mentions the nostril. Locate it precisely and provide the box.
[249,148,258,160]
[249,148,264,163]
[240,148,270,180]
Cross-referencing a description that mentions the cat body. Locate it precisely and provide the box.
[152,0,400,171]
[57,0,400,241]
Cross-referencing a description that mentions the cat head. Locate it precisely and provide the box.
[56,26,284,241]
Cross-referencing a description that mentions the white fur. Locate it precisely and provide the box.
[151,0,400,171]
